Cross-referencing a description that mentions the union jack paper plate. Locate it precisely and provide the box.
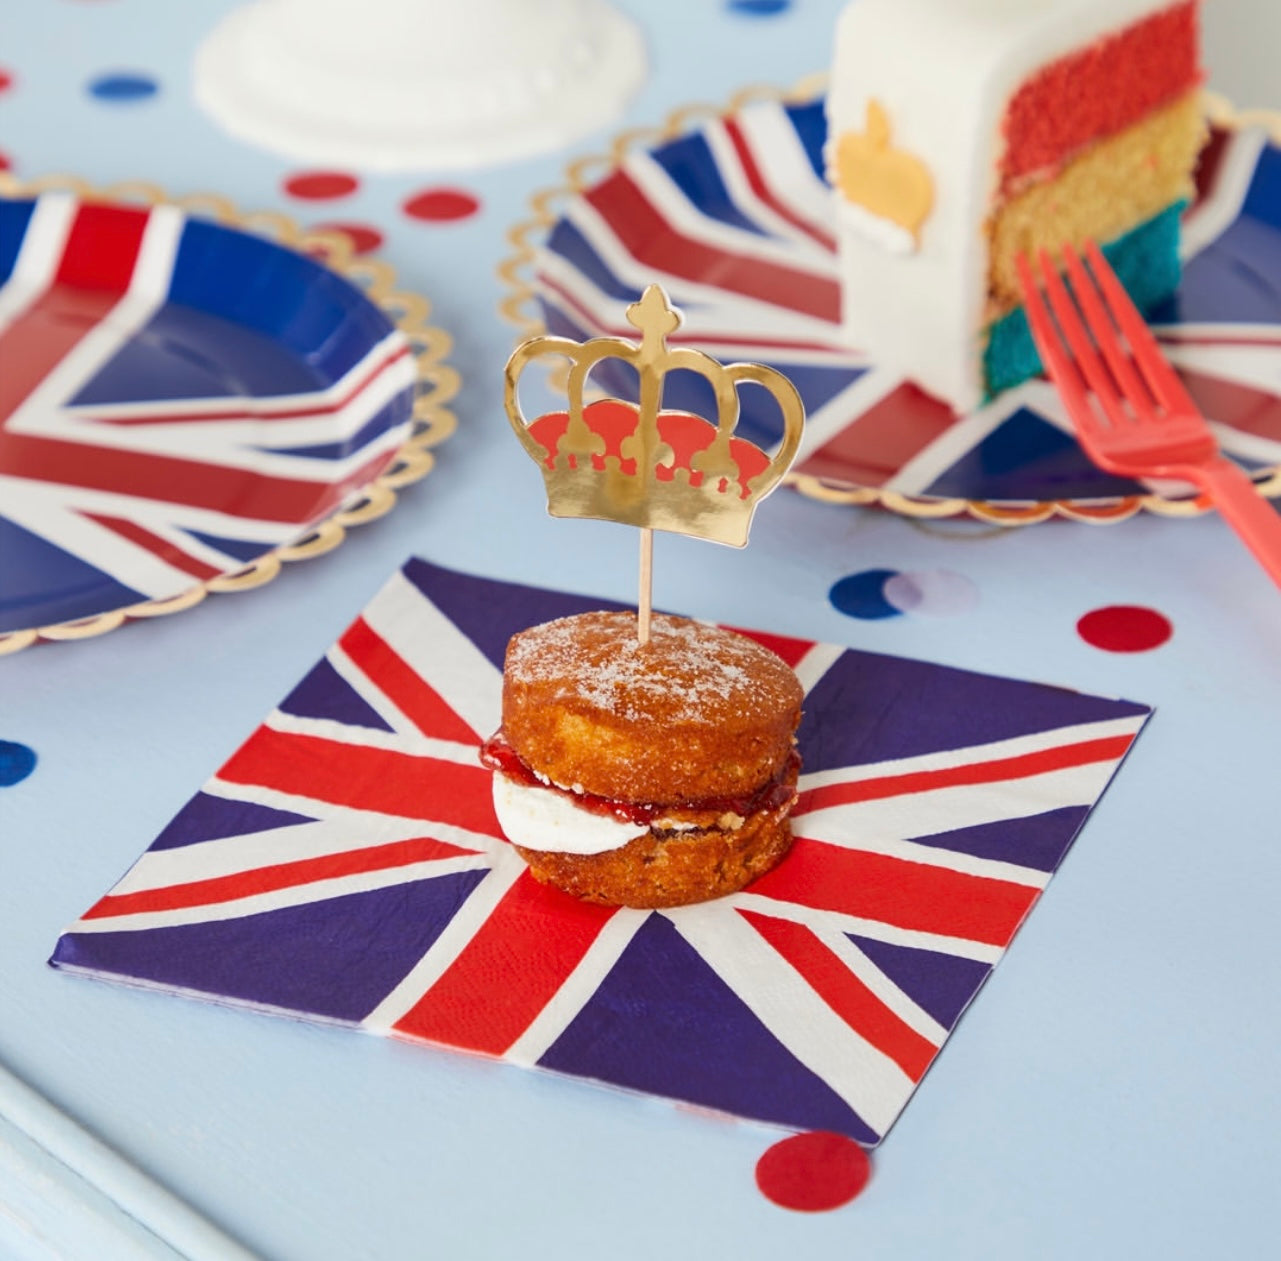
[504,90,1281,524]
[52,559,1152,1146]
[0,188,454,653]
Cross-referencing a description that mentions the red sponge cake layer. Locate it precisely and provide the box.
[999,1,1201,194]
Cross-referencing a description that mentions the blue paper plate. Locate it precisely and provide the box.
[0,192,427,640]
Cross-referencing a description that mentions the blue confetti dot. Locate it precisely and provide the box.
[829,569,903,620]
[0,741,37,787]
[88,73,159,103]
[728,0,792,14]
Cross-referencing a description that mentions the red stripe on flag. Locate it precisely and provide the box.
[536,273,847,356]
[722,116,836,253]
[739,908,938,1080]
[83,835,473,920]
[794,381,959,489]
[393,869,618,1054]
[0,207,400,524]
[585,170,841,322]
[794,734,1133,816]
[218,726,501,838]
[722,624,816,670]
[748,837,1038,948]
[55,202,152,292]
[82,512,224,580]
[0,430,395,524]
[1177,368,1281,443]
[0,205,151,435]
[1191,125,1231,211]
[0,291,128,434]
[340,616,482,744]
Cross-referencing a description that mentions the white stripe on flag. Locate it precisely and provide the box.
[735,100,837,242]
[814,925,949,1046]
[65,331,412,422]
[504,908,651,1066]
[105,815,447,896]
[621,148,834,277]
[795,759,1124,853]
[536,249,851,355]
[667,902,914,1135]
[554,199,838,344]
[1181,125,1268,262]
[1155,321,1281,346]
[361,569,505,743]
[262,707,483,767]
[199,777,506,857]
[362,849,527,1032]
[793,641,845,696]
[701,118,832,262]
[7,203,184,439]
[796,713,1146,792]
[1161,338,1281,407]
[0,193,75,331]
[45,338,416,472]
[729,892,1004,964]
[67,855,490,935]
[0,476,219,601]
[0,472,303,542]
[800,829,1052,888]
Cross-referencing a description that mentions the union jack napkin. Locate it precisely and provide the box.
[51,560,1151,1144]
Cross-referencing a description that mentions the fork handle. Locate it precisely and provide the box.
[1186,458,1281,588]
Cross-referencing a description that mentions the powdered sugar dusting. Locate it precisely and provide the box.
[506,611,798,725]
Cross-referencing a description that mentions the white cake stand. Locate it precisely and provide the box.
[192,0,648,171]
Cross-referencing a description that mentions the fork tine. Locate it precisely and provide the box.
[1062,245,1156,417]
[1083,240,1200,414]
[1033,248,1129,428]
[1014,252,1094,412]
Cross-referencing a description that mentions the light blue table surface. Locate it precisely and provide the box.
[2,1,1279,1257]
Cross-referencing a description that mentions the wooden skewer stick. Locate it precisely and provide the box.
[637,527,653,645]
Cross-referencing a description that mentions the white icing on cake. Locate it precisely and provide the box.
[492,773,648,856]
[834,199,917,256]
[826,0,1186,414]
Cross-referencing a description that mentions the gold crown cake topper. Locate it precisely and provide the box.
[504,284,804,547]
[504,283,805,642]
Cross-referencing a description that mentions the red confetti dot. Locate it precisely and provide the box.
[403,187,480,223]
[0,152,11,172]
[312,221,384,255]
[1077,604,1173,653]
[754,1131,871,1211]
[0,69,14,94]
[283,171,360,201]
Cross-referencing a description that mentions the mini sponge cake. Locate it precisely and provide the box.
[481,611,803,908]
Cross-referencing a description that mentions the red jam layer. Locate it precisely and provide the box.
[480,731,799,828]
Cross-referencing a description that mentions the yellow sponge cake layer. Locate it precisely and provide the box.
[986,90,1206,317]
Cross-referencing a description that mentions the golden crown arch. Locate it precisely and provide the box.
[503,286,805,547]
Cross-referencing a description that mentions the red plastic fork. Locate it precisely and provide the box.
[1017,242,1281,588]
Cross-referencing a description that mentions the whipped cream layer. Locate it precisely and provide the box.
[492,773,650,856]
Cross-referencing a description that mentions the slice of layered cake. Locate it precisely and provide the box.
[826,0,1206,414]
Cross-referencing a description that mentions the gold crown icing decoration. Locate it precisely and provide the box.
[504,285,805,549]
[832,99,933,248]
